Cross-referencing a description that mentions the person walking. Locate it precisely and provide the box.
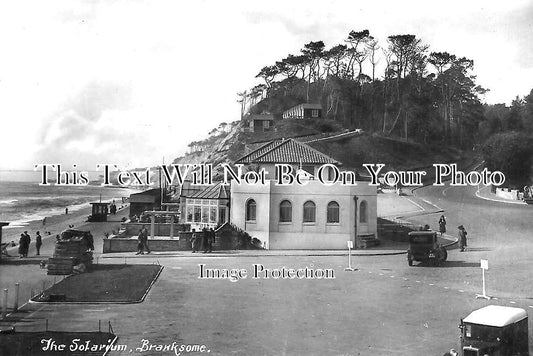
[136,229,144,255]
[458,225,468,252]
[136,229,143,255]
[141,225,148,239]
[438,215,446,237]
[191,229,198,253]
[141,225,150,254]
[35,231,42,256]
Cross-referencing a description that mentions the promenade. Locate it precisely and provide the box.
[4,187,528,356]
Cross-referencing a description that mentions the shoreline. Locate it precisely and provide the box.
[2,200,129,256]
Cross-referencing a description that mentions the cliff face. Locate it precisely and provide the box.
[172,121,243,170]
[169,115,468,178]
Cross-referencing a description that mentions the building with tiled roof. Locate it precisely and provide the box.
[179,182,230,231]
[236,140,282,164]
[186,183,230,200]
[230,138,377,250]
[236,138,339,165]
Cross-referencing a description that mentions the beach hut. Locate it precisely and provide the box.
[88,202,109,222]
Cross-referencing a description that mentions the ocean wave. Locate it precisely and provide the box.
[3,201,91,229]
[2,196,127,229]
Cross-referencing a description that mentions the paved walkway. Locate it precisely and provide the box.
[101,248,408,259]
[0,190,459,335]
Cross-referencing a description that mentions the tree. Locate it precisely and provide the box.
[366,38,380,82]
[255,65,279,89]
[237,91,248,120]
[345,30,371,80]
[506,98,524,131]
[301,40,325,102]
[482,132,533,187]
[284,54,309,79]
[523,89,533,133]
[429,52,457,139]
[386,34,427,138]
[242,30,489,149]
[440,57,486,145]
[249,84,267,106]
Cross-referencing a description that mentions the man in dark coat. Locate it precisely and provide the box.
[35,231,42,255]
[141,225,150,254]
[458,225,468,252]
[202,228,209,253]
[205,228,215,253]
[22,231,31,257]
[136,229,144,255]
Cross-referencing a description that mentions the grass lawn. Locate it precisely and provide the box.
[32,264,162,303]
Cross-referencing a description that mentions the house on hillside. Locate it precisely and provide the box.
[282,103,322,120]
[242,113,274,133]
[231,138,377,249]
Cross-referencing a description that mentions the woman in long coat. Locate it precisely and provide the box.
[191,229,198,253]
[438,215,446,236]
[458,225,468,252]
[18,234,25,258]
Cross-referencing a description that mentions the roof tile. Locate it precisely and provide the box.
[235,139,340,165]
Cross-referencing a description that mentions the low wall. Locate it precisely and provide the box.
[102,231,237,253]
[103,238,188,253]
[495,188,520,201]
[122,222,189,236]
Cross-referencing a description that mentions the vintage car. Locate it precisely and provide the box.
[60,229,94,251]
[460,305,529,356]
[407,230,447,266]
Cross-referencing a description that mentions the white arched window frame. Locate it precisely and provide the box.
[246,199,257,222]
[327,201,340,223]
[279,200,292,223]
[303,200,316,223]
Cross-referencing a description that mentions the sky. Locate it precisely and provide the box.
[0,0,532,172]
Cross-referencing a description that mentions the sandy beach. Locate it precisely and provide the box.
[2,202,128,257]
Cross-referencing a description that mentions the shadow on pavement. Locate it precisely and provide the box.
[464,247,491,252]
[437,260,480,268]
[0,258,46,265]
[409,260,479,268]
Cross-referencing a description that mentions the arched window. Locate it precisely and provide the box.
[246,199,256,221]
[303,201,316,223]
[327,201,340,223]
[279,200,292,222]
[359,200,368,223]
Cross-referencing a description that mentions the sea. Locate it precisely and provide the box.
[0,171,138,228]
